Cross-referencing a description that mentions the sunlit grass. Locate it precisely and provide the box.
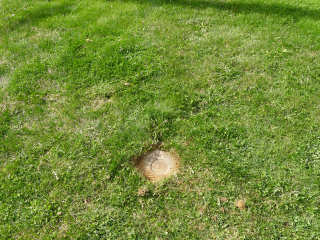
[1,0,320,238]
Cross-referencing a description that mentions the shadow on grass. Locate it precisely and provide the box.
[5,2,74,31]
[111,0,320,21]
[4,0,318,33]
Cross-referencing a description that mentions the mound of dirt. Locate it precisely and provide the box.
[137,149,180,182]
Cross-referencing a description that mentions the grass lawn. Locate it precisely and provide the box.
[1,0,320,238]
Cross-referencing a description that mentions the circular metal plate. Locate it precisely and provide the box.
[137,149,180,182]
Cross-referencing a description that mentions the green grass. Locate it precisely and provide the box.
[1,0,320,238]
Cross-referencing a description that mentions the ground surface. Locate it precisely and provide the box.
[1,0,320,238]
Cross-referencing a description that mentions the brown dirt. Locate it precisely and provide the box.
[235,199,246,210]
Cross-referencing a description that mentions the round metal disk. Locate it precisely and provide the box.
[137,149,179,182]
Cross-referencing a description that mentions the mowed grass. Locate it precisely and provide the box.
[1,0,320,238]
